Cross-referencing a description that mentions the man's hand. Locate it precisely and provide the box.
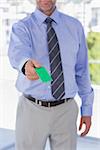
[25,59,41,80]
[79,116,92,137]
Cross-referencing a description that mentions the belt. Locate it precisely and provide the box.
[24,95,73,107]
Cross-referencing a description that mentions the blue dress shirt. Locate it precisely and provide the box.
[8,8,94,116]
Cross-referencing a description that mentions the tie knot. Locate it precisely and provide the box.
[45,17,53,25]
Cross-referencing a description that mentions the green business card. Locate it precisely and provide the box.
[35,67,53,83]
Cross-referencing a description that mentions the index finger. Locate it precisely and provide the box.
[81,123,91,136]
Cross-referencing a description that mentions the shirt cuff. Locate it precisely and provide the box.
[81,105,93,116]
[18,58,31,72]
[80,87,94,116]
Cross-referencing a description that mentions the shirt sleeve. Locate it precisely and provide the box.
[8,21,32,72]
[75,24,94,116]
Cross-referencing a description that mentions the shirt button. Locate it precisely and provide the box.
[48,86,50,89]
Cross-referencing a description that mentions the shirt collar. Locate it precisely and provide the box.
[34,7,60,26]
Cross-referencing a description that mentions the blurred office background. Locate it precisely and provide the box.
[0,0,100,149]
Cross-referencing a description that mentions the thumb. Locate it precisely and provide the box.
[31,60,41,68]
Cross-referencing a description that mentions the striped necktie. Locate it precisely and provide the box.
[45,17,65,99]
